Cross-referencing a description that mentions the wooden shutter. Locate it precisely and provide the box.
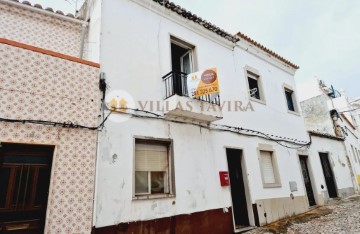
[135,143,168,172]
[260,151,276,184]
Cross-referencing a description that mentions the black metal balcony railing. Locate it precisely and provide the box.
[162,71,220,105]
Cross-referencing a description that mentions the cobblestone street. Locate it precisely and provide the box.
[247,195,360,234]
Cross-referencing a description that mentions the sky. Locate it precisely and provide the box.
[29,0,360,99]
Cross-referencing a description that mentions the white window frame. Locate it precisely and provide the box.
[132,137,175,200]
[170,35,197,73]
[257,144,281,188]
[244,66,266,105]
[283,84,300,115]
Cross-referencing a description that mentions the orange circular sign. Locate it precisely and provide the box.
[201,69,217,84]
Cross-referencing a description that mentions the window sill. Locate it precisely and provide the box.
[263,183,282,188]
[287,110,300,116]
[132,194,175,200]
[249,97,266,105]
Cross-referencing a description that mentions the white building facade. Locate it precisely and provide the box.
[300,80,359,204]
[82,0,320,233]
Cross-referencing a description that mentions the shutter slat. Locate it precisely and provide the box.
[260,151,276,184]
[135,143,168,171]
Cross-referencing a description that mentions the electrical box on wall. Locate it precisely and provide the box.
[219,171,230,186]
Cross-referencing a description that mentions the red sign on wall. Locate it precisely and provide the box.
[219,171,230,186]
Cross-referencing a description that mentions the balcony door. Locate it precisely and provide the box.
[170,38,195,96]
[0,143,54,233]
[180,50,193,74]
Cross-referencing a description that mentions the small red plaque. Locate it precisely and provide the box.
[219,171,230,186]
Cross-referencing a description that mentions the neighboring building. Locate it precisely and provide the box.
[300,80,359,202]
[0,1,100,233]
[80,0,319,233]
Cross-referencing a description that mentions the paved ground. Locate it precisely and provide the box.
[247,195,360,234]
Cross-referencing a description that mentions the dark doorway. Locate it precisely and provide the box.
[319,153,337,198]
[0,143,54,233]
[299,156,316,206]
[226,148,250,229]
[170,40,194,97]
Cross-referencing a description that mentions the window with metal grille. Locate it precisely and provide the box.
[247,73,261,100]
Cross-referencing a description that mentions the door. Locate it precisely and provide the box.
[180,51,192,96]
[0,143,54,233]
[319,153,337,198]
[180,51,192,75]
[226,148,249,229]
[299,156,316,206]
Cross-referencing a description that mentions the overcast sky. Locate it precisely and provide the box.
[30,0,360,98]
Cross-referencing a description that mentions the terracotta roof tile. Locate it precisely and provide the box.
[235,32,299,69]
[152,0,239,43]
[308,130,344,141]
[152,0,299,69]
[7,0,78,19]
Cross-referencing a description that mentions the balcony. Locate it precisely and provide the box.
[162,71,223,122]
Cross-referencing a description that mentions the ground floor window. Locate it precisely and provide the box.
[259,150,281,188]
[134,139,173,198]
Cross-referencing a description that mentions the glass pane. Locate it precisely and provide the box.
[285,91,295,111]
[12,165,31,207]
[0,167,11,208]
[12,166,24,206]
[181,52,191,74]
[151,172,165,194]
[248,77,260,99]
[35,168,51,206]
[3,155,51,164]
[135,171,149,194]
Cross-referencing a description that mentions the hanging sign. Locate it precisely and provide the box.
[187,68,220,98]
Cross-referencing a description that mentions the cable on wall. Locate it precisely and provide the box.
[107,107,311,149]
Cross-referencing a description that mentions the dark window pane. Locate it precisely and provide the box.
[12,166,31,207]
[4,155,51,164]
[285,90,295,111]
[248,77,260,99]
[0,167,11,208]
[35,168,51,206]
[12,167,23,206]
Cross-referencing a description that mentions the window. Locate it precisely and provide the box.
[356,148,360,164]
[285,89,295,112]
[171,37,195,74]
[247,72,261,100]
[351,145,357,163]
[170,37,195,97]
[134,139,173,198]
[259,150,281,187]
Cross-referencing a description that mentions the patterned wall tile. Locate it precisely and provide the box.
[0,3,84,57]
[0,43,100,233]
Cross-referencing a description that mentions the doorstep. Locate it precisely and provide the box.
[234,226,257,233]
